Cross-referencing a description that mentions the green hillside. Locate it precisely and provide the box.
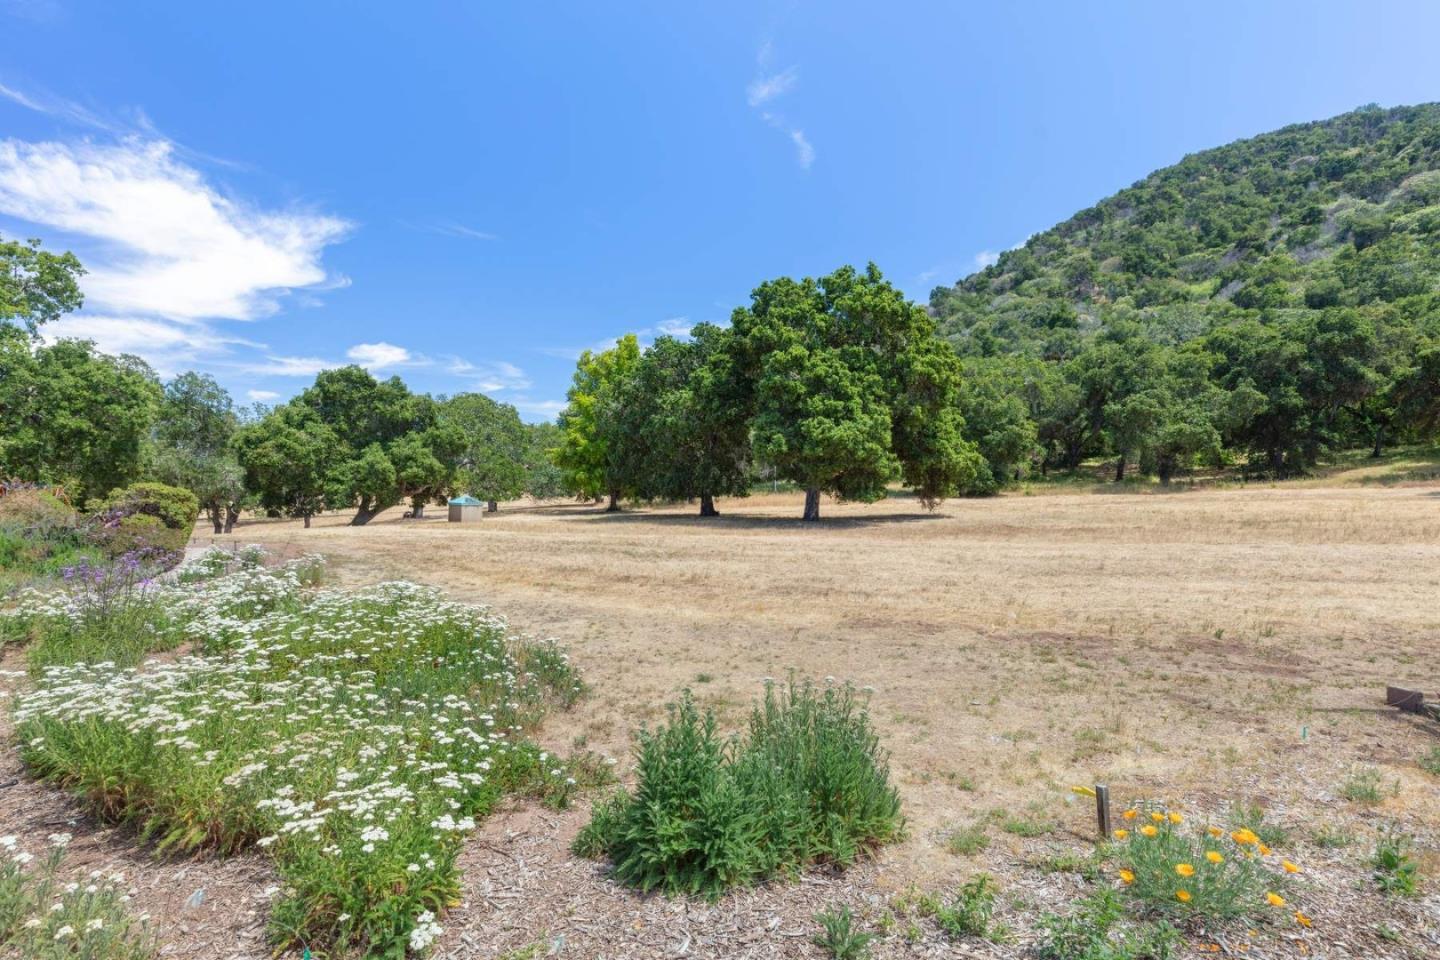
[930,103,1440,487]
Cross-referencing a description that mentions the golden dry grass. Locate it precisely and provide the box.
[215,481,1440,892]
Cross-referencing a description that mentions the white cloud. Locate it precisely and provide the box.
[790,130,815,170]
[0,81,46,113]
[447,357,531,392]
[973,250,1000,270]
[246,389,280,402]
[0,138,351,322]
[231,355,334,378]
[746,66,798,107]
[39,313,259,378]
[510,397,567,419]
[427,221,498,241]
[347,341,423,371]
[745,46,814,171]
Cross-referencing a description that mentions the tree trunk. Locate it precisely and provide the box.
[606,491,620,512]
[224,504,238,533]
[1114,457,1126,483]
[413,503,424,519]
[208,504,223,534]
[1371,425,1385,459]
[802,487,821,521]
[699,493,718,517]
[350,496,375,526]
[1157,457,1174,486]
[303,514,312,529]
[487,500,497,513]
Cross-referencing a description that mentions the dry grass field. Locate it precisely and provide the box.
[187,476,1440,957]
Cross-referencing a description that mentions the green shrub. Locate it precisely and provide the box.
[97,482,198,532]
[1036,890,1179,960]
[813,905,874,960]
[574,679,904,900]
[1110,809,1296,922]
[91,482,198,556]
[737,678,904,867]
[1373,832,1419,896]
[927,874,1004,941]
[945,823,990,856]
[1339,766,1383,804]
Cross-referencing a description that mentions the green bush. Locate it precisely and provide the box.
[1373,832,1419,896]
[98,482,199,531]
[574,679,903,900]
[1036,890,1179,960]
[813,905,874,960]
[927,874,1003,941]
[91,482,198,555]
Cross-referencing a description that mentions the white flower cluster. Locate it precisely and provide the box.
[14,562,577,957]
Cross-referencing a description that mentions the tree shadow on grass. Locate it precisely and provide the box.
[549,505,949,531]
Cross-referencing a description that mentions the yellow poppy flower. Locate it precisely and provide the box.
[1175,863,1196,877]
[1122,809,1138,820]
[1231,828,1259,845]
[1206,850,1224,864]
[1207,826,1223,838]
[1113,828,1129,840]
[1266,892,1285,907]
[1282,860,1300,873]
[1119,869,1135,884]
[1176,889,1192,903]
[1141,825,1158,837]
[1168,811,1183,824]
[1294,911,1312,928]
[1151,811,1166,823]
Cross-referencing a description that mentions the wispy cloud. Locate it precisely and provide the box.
[447,357,531,392]
[973,250,1000,270]
[246,389,280,402]
[746,65,798,107]
[789,129,815,171]
[536,316,697,362]
[510,397,567,419]
[747,42,814,171]
[407,220,499,241]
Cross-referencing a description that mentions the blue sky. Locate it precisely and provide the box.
[3,1,1439,420]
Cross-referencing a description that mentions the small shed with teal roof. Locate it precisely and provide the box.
[448,495,485,523]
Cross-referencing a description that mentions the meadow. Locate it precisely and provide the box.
[3,474,1439,958]
[202,475,1440,958]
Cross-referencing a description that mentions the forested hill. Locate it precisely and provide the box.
[928,103,1440,486]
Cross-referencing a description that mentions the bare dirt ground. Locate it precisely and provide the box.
[8,478,1440,957]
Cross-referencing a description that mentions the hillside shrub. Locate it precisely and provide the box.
[91,482,198,556]
[573,678,903,900]
[0,491,97,595]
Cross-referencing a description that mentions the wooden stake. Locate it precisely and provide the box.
[1095,784,1111,839]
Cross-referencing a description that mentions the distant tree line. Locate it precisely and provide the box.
[0,234,563,526]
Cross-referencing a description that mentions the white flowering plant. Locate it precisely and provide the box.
[0,833,154,960]
[11,554,585,957]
